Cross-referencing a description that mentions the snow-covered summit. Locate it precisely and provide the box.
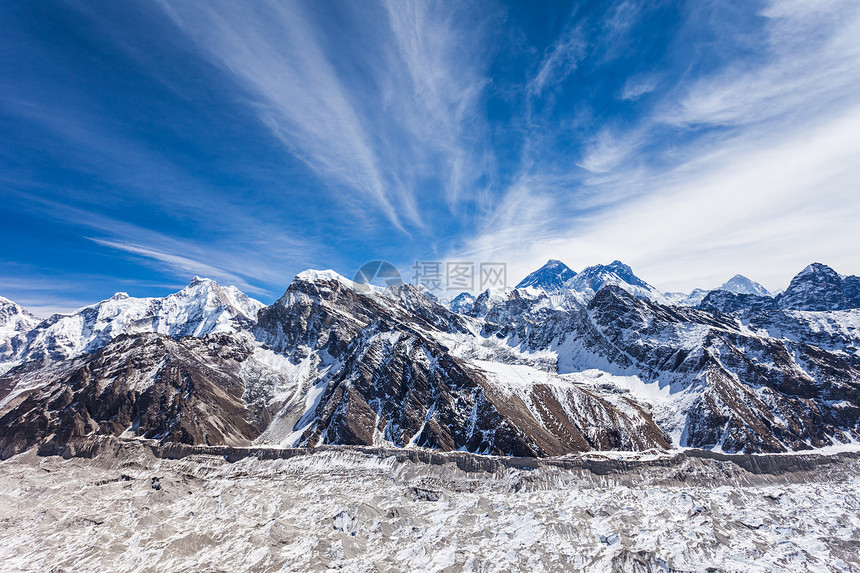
[777,263,860,311]
[0,296,43,362]
[718,274,770,296]
[449,292,476,314]
[294,269,356,287]
[664,288,709,307]
[0,296,42,333]
[515,259,576,291]
[566,260,669,304]
[0,278,263,370]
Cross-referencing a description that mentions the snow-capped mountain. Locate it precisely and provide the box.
[776,262,860,311]
[515,259,576,291]
[448,292,476,314]
[698,290,776,313]
[664,275,769,308]
[664,288,709,306]
[0,277,263,373]
[2,262,859,459]
[565,260,670,304]
[718,274,771,296]
[0,296,41,337]
[0,297,42,360]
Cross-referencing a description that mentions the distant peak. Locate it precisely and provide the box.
[110,292,130,300]
[188,276,215,287]
[606,260,631,271]
[451,291,475,302]
[516,259,575,290]
[718,274,770,296]
[800,262,834,275]
[295,269,354,286]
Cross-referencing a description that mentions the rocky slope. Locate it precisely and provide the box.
[463,283,860,452]
[1,261,859,458]
[0,333,261,459]
[251,273,667,455]
[776,262,860,311]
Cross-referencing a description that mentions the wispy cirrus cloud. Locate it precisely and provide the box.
[3,0,859,308]
[382,0,493,208]
[619,74,657,101]
[158,0,494,229]
[661,0,860,129]
[159,0,405,228]
[452,0,860,293]
[528,31,586,97]
[88,238,267,295]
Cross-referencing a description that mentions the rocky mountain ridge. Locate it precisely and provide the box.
[0,277,263,375]
[1,261,858,459]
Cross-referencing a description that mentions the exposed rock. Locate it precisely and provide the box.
[777,262,860,310]
[0,333,259,459]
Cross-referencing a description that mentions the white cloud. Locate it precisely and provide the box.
[88,238,266,294]
[455,0,860,293]
[577,128,643,174]
[529,32,586,97]
[158,0,405,228]
[663,1,860,128]
[158,0,493,227]
[619,75,657,101]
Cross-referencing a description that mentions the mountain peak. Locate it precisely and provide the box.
[718,274,770,297]
[799,262,839,277]
[0,296,42,341]
[449,292,476,314]
[515,259,576,291]
[295,269,354,286]
[572,261,649,290]
[567,261,668,304]
[188,276,214,287]
[778,262,859,311]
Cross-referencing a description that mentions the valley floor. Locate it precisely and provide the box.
[0,443,859,572]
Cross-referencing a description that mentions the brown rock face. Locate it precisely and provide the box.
[258,278,669,456]
[491,285,860,452]
[0,333,259,459]
[4,270,856,459]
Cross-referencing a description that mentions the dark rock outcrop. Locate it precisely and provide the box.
[777,263,860,310]
[699,290,776,313]
[0,333,259,459]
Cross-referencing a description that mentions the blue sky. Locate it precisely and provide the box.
[2,0,860,314]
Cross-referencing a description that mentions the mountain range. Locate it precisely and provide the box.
[1,260,858,459]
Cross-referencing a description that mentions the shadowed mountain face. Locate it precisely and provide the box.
[777,263,860,311]
[1,263,859,458]
[253,276,668,456]
[515,259,576,291]
[0,333,259,459]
